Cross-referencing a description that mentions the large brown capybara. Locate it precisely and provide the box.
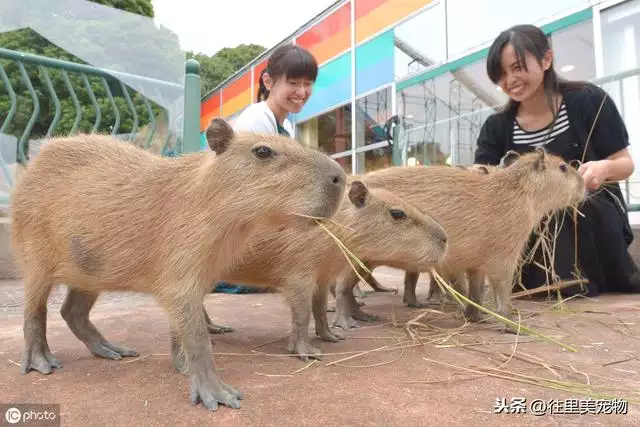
[331,147,586,332]
[11,118,347,411]
[193,179,448,363]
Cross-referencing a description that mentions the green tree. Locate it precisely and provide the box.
[0,0,183,160]
[188,44,266,96]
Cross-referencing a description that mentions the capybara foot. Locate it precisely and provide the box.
[20,347,62,375]
[351,308,380,322]
[331,314,358,330]
[463,306,484,323]
[190,375,243,411]
[89,340,139,360]
[206,322,235,334]
[288,340,322,361]
[316,329,345,343]
[407,301,429,309]
[326,305,336,312]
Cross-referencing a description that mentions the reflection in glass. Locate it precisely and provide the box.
[393,1,447,80]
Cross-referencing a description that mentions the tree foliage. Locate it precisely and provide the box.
[187,44,266,96]
[0,0,265,161]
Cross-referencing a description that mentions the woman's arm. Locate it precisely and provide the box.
[578,85,635,189]
[473,114,506,167]
[579,147,635,190]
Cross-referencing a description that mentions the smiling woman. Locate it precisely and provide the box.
[233,44,319,137]
[474,23,640,299]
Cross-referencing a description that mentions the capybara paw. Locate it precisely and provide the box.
[375,285,396,293]
[190,376,242,410]
[331,314,358,330]
[407,301,429,309]
[288,341,322,361]
[20,348,62,375]
[352,308,379,322]
[317,329,345,342]
[206,323,235,334]
[90,341,139,360]
[326,305,336,313]
[463,306,483,323]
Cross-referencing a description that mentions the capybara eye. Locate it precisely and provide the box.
[252,145,274,159]
[390,209,406,220]
[559,164,567,172]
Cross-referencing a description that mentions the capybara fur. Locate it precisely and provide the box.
[194,180,448,362]
[11,119,347,411]
[332,147,586,332]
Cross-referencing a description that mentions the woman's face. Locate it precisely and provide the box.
[264,73,314,114]
[497,43,553,102]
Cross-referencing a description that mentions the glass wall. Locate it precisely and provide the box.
[396,17,596,167]
[297,103,352,174]
[393,1,447,81]
[354,86,393,173]
[445,0,591,59]
[599,0,640,207]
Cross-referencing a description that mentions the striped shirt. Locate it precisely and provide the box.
[513,102,570,148]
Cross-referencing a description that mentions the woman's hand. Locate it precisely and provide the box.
[578,148,635,190]
[578,161,609,190]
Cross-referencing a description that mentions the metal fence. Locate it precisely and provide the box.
[0,47,202,205]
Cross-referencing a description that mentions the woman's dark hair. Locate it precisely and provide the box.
[486,24,586,116]
[256,44,318,102]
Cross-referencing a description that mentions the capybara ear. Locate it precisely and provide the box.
[348,180,369,208]
[500,150,520,168]
[206,118,235,155]
[533,146,547,171]
[477,165,489,175]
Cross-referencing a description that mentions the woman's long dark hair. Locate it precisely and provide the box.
[486,24,586,118]
[256,44,318,102]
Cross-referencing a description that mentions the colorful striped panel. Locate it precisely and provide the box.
[355,30,394,95]
[296,1,351,65]
[221,72,251,117]
[200,92,221,131]
[355,0,434,43]
[295,50,352,123]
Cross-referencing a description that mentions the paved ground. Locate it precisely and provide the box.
[1,267,639,426]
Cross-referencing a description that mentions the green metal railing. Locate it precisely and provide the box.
[0,47,202,204]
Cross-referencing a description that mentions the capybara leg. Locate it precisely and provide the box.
[163,292,242,411]
[464,269,485,323]
[403,271,425,308]
[364,271,396,293]
[425,272,439,301]
[202,305,234,334]
[285,283,322,361]
[331,273,360,330]
[312,286,344,343]
[21,276,61,375]
[351,298,380,322]
[492,279,518,334]
[61,288,138,360]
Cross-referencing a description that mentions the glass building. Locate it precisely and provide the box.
[200,0,640,219]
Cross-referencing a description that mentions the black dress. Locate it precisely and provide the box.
[474,82,640,297]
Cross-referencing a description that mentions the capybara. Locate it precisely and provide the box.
[191,180,448,363]
[11,118,347,411]
[336,162,495,313]
[331,147,586,332]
